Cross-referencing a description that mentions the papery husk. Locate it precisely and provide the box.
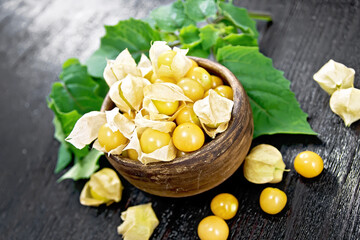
[88,108,133,155]
[103,60,118,87]
[80,168,123,207]
[330,88,360,126]
[313,59,355,95]
[149,41,192,80]
[243,144,286,184]
[134,109,176,133]
[105,107,135,139]
[124,128,177,164]
[138,54,153,78]
[103,49,142,87]
[65,111,106,149]
[193,90,234,138]
[109,75,151,114]
[117,203,159,240]
[143,83,191,121]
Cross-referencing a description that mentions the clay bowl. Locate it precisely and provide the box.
[101,56,253,197]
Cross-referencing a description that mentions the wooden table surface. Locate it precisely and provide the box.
[1,0,360,239]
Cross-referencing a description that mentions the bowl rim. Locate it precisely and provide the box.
[101,56,252,168]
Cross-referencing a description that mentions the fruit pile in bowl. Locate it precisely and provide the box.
[66,41,253,197]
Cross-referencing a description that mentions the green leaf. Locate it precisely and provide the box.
[150,0,195,32]
[53,116,73,173]
[179,25,210,58]
[58,149,103,181]
[50,62,103,115]
[214,33,258,54]
[184,0,217,22]
[217,46,316,138]
[188,44,210,58]
[86,18,161,78]
[199,24,219,50]
[180,24,201,45]
[218,2,259,38]
[48,59,104,173]
[55,142,72,174]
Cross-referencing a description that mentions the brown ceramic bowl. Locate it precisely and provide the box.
[101,57,253,197]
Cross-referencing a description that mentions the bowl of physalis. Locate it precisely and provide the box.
[66,41,253,197]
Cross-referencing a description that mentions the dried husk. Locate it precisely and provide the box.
[103,49,142,87]
[193,90,234,138]
[65,111,106,149]
[313,59,355,95]
[105,107,135,139]
[134,109,176,133]
[117,203,159,240]
[330,88,360,126]
[109,75,151,114]
[243,144,286,184]
[80,168,123,207]
[123,127,177,164]
[137,54,153,78]
[143,82,191,121]
[91,108,134,155]
[149,41,192,79]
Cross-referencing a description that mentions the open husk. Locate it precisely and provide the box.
[65,111,106,149]
[193,90,234,138]
[149,41,192,80]
[103,49,142,87]
[80,168,123,207]
[66,108,134,155]
[143,82,192,121]
[109,75,151,114]
[124,127,177,164]
[117,203,159,240]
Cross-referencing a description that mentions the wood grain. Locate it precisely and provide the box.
[0,0,360,239]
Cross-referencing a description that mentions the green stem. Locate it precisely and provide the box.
[248,11,272,22]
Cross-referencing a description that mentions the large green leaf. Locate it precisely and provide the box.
[150,0,195,32]
[48,59,104,175]
[86,18,161,78]
[218,2,259,38]
[183,0,217,22]
[217,46,316,138]
[49,59,103,115]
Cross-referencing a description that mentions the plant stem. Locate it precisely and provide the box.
[248,11,272,22]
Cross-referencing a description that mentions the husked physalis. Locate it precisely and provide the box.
[66,41,235,164]
[259,187,287,215]
[150,41,192,80]
[294,151,323,178]
[117,203,159,240]
[80,168,123,207]
[65,107,135,155]
[243,144,287,184]
[313,59,360,126]
[210,193,238,220]
[197,215,229,240]
[193,90,234,138]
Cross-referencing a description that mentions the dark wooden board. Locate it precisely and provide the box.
[1,0,359,239]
